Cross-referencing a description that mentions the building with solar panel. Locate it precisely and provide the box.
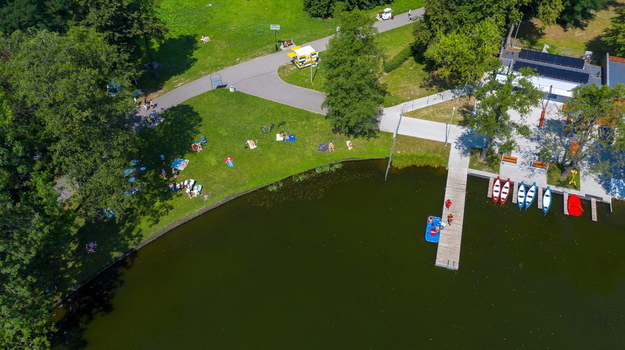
[498,47,604,100]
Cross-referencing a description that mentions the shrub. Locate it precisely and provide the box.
[392,153,446,169]
[383,46,412,73]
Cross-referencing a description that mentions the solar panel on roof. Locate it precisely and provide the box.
[519,49,585,69]
[513,61,589,84]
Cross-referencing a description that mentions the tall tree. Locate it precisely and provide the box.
[303,0,391,18]
[540,84,625,178]
[0,92,73,349]
[0,27,139,217]
[413,0,526,54]
[322,5,386,136]
[559,0,609,27]
[0,0,71,34]
[603,8,625,57]
[536,0,565,26]
[424,19,501,87]
[470,70,542,160]
[73,0,168,58]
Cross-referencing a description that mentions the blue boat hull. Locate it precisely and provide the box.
[425,216,442,243]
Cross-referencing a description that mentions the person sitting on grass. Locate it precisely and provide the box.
[329,142,335,152]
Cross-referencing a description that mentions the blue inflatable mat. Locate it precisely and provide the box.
[425,216,442,243]
[284,134,296,141]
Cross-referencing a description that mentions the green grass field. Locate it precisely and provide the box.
[143,0,422,96]
[405,97,474,125]
[73,88,441,282]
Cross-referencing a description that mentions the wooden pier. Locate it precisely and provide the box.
[435,166,468,271]
[563,192,569,215]
[591,198,597,222]
[487,177,494,198]
[537,187,543,210]
[512,181,518,204]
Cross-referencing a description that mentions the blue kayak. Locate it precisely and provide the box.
[517,182,526,210]
[425,216,442,243]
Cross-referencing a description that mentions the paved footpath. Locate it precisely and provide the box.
[140,10,422,116]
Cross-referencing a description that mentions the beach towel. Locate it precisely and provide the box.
[191,142,203,152]
[171,158,189,171]
[200,136,207,144]
[224,157,234,167]
[318,143,328,152]
[246,140,257,149]
[284,134,296,141]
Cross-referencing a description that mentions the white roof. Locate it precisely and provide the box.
[294,45,316,56]
[495,73,579,98]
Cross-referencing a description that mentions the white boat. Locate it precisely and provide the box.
[492,176,501,204]
[525,182,537,209]
[517,182,526,210]
[543,186,552,215]
[500,178,511,205]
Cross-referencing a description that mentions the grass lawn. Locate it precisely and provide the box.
[392,135,450,169]
[469,148,501,174]
[404,96,474,125]
[143,0,422,96]
[547,163,581,190]
[277,23,440,107]
[515,0,624,59]
[72,88,438,283]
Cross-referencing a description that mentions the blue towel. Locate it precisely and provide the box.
[200,136,207,144]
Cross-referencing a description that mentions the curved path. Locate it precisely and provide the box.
[140,10,422,116]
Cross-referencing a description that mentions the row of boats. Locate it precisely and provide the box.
[492,176,552,214]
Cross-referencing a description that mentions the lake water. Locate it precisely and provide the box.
[54,160,625,349]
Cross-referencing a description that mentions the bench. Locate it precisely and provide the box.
[532,161,548,169]
[501,155,518,164]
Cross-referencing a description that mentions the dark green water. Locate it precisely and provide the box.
[55,160,625,349]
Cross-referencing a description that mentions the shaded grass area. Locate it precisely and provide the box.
[404,96,474,125]
[514,0,624,60]
[548,163,581,190]
[73,89,402,282]
[277,23,440,107]
[143,0,422,96]
[469,148,501,174]
[392,135,450,169]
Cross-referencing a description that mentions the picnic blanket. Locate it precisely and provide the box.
[171,158,189,171]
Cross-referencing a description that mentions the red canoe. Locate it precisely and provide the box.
[568,195,583,216]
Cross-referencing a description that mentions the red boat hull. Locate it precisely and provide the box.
[568,195,583,216]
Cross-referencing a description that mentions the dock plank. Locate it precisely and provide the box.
[591,198,597,222]
[564,192,569,215]
[537,187,543,210]
[512,181,518,204]
[487,177,494,198]
[435,166,468,271]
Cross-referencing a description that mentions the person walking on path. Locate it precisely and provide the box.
[445,199,453,209]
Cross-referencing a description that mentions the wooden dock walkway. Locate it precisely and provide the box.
[435,165,469,271]
[563,192,569,215]
[487,177,494,198]
[537,187,543,210]
[512,181,518,204]
[591,198,597,221]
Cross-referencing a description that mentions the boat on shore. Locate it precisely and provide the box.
[425,216,442,243]
[525,182,537,209]
[568,194,583,216]
[517,182,526,210]
[492,176,501,204]
[543,186,552,215]
[500,178,511,205]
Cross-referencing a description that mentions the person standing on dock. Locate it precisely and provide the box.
[445,199,453,209]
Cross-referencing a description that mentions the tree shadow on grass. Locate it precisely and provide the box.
[56,104,202,345]
[586,35,609,65]
[137,35,198,94]
[515,20,545,48]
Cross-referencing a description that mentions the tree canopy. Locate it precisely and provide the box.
[322,5,386,136]
[470,70,542,160]
[303,0,391,18]
[540,84,625,178]
[603,8,625,57]
[559,0,610,28]
[424,19,501,87]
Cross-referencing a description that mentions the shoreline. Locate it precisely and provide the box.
[55,157,384,307]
